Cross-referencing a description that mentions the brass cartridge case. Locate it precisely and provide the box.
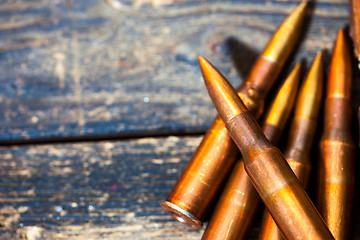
[316,29,355,240]
[161,1,308,228]
[258,52,324,240]
[202,63,301,240]
[199,56,334,239]
[350,0,360,64]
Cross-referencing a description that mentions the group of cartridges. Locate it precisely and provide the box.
[161,1,357,239]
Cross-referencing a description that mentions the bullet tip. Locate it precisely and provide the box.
[198,56,214,78]
[261,0,308,65]
[294,52,323,120]
[296,1,308,14]
[312,51,324,70]
[293,62,302,72]
[198,56,207,68]
[265,62,301,129]
[199,56,248,122]
[328,28,352,99]
[337,28,344,37]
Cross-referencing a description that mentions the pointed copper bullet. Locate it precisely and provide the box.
[262,1,308,67]
[202,63,301,240]
[350,0,360,66]
[262,62,302,144]
[316,29,355,240]
[199,56,334,239]
[160,2,308,228]
[258,52,324,240]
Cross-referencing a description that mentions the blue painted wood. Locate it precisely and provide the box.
[0,0,352,142]
[0,136,205,239]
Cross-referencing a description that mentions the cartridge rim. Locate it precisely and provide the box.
[160,201,203,229]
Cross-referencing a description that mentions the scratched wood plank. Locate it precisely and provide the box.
[0,136,204,239]
[0,0,353,142]
[0,136,359,239]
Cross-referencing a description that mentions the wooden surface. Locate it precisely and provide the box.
[0,0,354,142]
[0,136,206,239]
[0,0,359,239]
[0,137,358,239]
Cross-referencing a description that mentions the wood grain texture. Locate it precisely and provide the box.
[0,0,353,142]
[0,136,204,239]
[0,1,359,239]
[0,136,359,239]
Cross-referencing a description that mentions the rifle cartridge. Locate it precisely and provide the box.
[201,63,301,240]
[258,52,324,240]
[316,29,355,240]
[161,2,308,228]
[199,56,334,239]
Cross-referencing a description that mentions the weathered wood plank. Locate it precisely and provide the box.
[0,0,353,142]
[0,136,204,239]
[0,136,359,239]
